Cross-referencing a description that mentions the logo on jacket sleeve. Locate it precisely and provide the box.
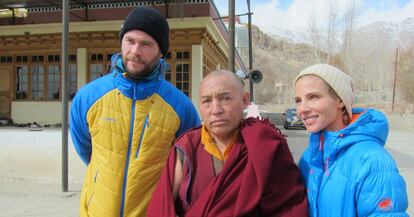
[101,117,117,122]
[378,198,393,211]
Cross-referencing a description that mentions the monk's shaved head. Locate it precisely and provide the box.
[200,69,244,95]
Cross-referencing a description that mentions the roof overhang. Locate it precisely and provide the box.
[0,0,168,10]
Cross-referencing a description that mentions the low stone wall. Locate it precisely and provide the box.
[0,129,85,184]
[260,112,285,126]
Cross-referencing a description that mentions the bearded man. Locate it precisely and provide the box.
[70,6,200,217]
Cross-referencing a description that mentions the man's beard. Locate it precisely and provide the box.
[124,55,159,80]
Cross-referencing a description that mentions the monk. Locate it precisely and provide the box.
[147,69,308,217]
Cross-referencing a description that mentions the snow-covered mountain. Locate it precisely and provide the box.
[353,18,414,50]
[263,17,414,50]
[266,27,308,44]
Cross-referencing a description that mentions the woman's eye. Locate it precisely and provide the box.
[309,95,318,100]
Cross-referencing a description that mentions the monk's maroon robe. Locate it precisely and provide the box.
[148,118,308,217]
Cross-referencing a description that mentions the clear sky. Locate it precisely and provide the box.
[213,0,414,34]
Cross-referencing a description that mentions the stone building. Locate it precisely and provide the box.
[0,0,247,124]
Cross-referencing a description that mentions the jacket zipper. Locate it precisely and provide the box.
[135,114,149,158]
[87,170,99,208]
[119,97,136,217]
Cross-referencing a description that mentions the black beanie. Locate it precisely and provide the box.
[119,6,169,57]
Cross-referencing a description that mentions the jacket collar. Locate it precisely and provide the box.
[309,108,388,163]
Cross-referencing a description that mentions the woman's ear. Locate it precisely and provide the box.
[337,99,350,124]
[337,98,345,110]
[342,108,350,125]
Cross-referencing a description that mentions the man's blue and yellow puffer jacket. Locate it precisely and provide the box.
[69,53,200,217]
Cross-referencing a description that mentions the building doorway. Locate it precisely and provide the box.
[0,66,12,119]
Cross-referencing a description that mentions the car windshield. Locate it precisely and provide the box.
[286,109,297,115]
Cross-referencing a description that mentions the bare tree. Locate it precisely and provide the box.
[398,46,414,104]
[342,0,359,74]
[307,13,323,62]
[305,0,341,64]
[326,0,338,64]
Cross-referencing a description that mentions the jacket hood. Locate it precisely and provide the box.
[310,108,389,163]
[110,53,167,100]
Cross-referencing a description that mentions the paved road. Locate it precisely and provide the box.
[281,128,414,215]
[0,128,412,216]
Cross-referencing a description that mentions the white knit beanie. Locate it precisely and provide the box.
[294,64,354,120]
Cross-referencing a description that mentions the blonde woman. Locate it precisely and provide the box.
[294,64,408,217]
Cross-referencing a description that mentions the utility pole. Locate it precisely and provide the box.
[228,0,235,72]
[247,0,254,102]
[61,0,69,192]
[391,47,399,113]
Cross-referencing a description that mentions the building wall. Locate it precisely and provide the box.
[12,101,71,124]
[191,45,203,113]
[77,48,88,89]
